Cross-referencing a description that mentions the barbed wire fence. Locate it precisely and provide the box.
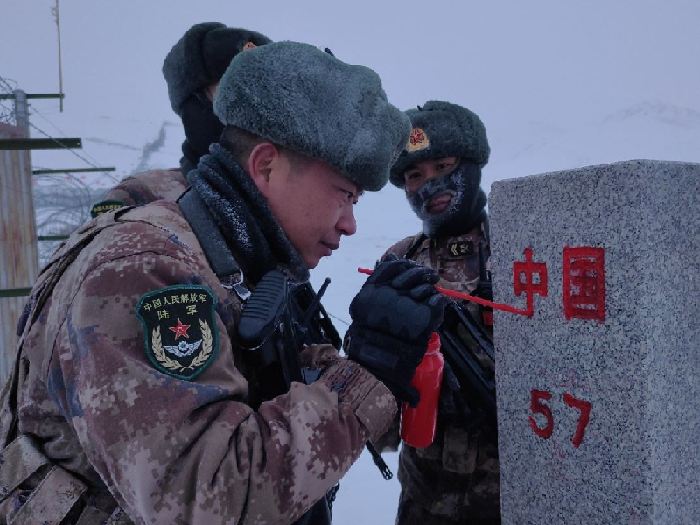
[0,74,110,264]
[0,77,18,126]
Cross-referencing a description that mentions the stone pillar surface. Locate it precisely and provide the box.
[489,160,699,525]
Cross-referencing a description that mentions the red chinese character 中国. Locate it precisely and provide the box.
[512,247,548,317]
[562,246,605,323]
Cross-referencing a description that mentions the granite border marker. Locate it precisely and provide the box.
[489,160,699,524]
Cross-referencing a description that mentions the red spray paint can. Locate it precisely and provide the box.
[401,332,444,448]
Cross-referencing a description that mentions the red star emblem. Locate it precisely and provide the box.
[168,318,191,340]
[409,128,425,145]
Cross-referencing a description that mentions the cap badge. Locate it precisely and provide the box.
[407,127,430,152]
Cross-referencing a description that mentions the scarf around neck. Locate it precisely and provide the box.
[187,143,309,284]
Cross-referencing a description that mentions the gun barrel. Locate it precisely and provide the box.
[439,302,498,428]
[440,331,497,409]
[448,303,495,362]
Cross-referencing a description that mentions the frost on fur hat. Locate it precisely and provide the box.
[163,22,271,115]
[390,100,490,187]
[214,41,411,192]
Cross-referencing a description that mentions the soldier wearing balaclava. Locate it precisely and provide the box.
[380,101,501,525]
[91,22,270,217]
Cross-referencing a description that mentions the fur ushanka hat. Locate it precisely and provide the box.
[214,41,410,192]
[163,22,271,115]
[390,100,490,187]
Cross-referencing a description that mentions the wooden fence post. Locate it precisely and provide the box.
[0,90,39,381]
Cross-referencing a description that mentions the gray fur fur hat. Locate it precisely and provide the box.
[163,22,272,115]
[390,100,490,187]
[214,41,410,191]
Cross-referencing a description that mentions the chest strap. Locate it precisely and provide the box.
[178,189,250,301]
[0,435,49,500]
[8,464,87,525]
[404,233,428,260]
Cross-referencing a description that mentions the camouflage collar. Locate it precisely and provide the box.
[429,225,484,259]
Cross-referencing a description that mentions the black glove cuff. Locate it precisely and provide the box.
[347,327,422,369]
[346,326,423,405]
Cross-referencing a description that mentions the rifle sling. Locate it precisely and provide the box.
[178,189,250,300]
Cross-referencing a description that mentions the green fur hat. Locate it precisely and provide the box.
[163,22,272,115]
[390,100,490,187]
[214,41,410,192]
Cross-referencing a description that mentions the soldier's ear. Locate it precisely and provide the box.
[247,142,280,189]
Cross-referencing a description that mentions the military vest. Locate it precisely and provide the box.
[393,222,501,521]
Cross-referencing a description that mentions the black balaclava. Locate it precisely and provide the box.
[180,93,224,169]
[407,160,487,237]
[162,23,272,171]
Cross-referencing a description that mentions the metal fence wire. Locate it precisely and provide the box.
[0,77,19,126]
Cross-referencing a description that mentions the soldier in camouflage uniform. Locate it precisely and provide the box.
[0,42,447,525]
[91,22,271,216]
[382,101,500,524]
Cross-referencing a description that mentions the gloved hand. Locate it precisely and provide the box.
[346,255,447,406]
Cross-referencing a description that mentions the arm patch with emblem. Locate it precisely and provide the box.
[136,285,219,380]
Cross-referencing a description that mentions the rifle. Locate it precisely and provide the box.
[431,238,498,429]
[237,270,340,405]
[288,278,341,350]
[438,299,497,429]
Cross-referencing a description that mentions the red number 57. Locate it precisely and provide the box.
[528,389,592,448]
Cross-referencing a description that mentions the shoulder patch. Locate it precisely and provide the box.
[90,200,126,218]
[136,285,219,381]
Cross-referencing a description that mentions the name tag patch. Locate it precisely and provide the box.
[90,200,125,218]
[447,240,474,259]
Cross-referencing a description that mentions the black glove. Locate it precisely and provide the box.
[346,256,446,406]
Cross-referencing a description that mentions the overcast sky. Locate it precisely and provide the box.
[3,0,699,247]
[2,1,699,522]
[3,0,699,179]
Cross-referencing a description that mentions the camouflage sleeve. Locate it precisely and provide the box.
[298,343,341,369]
[98,174,156,206]
[49,249,396,524]
[373,414,401,452]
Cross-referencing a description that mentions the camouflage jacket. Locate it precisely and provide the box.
[382,223,501,523]
[0,202,396,524]
[90,168,188,216]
